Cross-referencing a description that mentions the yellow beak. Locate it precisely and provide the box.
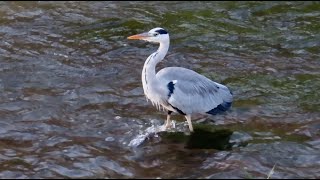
[127,32,149,40]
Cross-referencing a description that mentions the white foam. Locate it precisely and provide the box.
[128,120,177,147]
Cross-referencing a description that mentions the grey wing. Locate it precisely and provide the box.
[156,67,233,115]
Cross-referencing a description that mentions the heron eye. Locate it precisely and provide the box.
[153,33,159,37]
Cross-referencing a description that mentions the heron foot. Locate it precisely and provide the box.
[164,120,176,131]
[164,113,173,131]
[165,122,172,130]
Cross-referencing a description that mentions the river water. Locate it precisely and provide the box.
[0,1,319,178]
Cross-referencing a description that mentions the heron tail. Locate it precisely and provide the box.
[206,101,232,115]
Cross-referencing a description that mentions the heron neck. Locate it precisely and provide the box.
[142,41,169,84]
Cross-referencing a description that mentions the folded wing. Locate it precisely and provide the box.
[156,67,233,115]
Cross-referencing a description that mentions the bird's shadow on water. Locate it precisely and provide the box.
[159,127,234,150]
[128,120,237,150]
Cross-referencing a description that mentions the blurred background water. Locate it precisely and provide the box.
[0,1,319,178]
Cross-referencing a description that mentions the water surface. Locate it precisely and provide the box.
[0,1,319,178]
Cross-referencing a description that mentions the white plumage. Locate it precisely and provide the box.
[128,27,233,132]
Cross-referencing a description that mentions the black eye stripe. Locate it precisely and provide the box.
[155,29,168,34]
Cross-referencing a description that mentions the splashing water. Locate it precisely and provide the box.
[128,120,177,147]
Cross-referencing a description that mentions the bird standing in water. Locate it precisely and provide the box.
[127,27,233,132]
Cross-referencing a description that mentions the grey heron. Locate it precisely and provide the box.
[127,27,233,132]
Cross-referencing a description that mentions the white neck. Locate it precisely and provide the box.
[142,40,169,96]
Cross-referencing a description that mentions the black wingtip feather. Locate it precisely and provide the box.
[206,102,232,115]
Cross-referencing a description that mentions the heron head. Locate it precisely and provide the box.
[127,27,169,43]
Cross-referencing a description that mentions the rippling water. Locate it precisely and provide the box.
[0,1,319,178]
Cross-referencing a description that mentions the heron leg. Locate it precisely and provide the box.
[165,111,173,129]
[185,115,194,132]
